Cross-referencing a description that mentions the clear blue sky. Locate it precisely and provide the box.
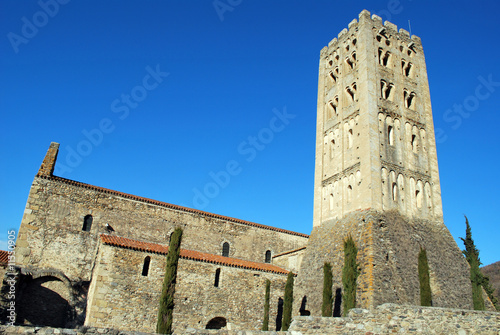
[1,1,499,265]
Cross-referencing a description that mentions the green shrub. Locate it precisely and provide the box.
[262,279,270,330]
[282,272,294,331]
[418,247,432,306]
[322,262,333,316]
[157,227,183,334]
[342,235,359,314]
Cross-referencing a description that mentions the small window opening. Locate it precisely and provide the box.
[346,57,354,69]
[404,62,412,77]
[265,250,272,263]
[347,129,353,149]
[328,99,337,117]
[329,71,337,83]
[329,192,334,210]
[381,81,393,100]
[330,139,335,159]
[392,183,398,201]
[411,134,418,153]
[82,215,92,232]
[347,185,353,202]
[382,51,390,66]
[407,49,412,56]
[214,268,221,287]
[416,190,422,208]
[142,256,151,276]
[376,35,382,42]
[352,38,357,46]
[405,91,416,109]
[222,242,230,257]
[328,59,333,67]
[346,84,356,102]
[388,126,394,145]
[385,39,391,46]
[345,44,350,51]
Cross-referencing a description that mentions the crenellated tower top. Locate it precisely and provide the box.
[313,10,443,227]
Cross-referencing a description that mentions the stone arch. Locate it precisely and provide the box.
[16,270,75,327]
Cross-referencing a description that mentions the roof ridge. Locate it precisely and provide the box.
[41,175,309,238]
[100,234,292,275]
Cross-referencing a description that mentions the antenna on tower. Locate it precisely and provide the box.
[408,20,412,36]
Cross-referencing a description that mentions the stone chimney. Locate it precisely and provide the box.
[37,142,60,177]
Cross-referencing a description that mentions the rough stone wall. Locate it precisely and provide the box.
[272,247,306,273]
[86,243,288,332]
[3,304,499,334]
[294,209,472,317]
[16,173,307,283]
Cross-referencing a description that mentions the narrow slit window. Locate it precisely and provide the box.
[83,215,92,232]
[346,84,356,102]
[382,51,390,67]
[405,62,412,77]
[407,92,416,109]
[265,250,272,263]
[214,268,221,287]
[330,139,335,159]
[329,71,337,83]
[388,126,394,145]
[142,256,151,276]
[328,100,337,117]
[416,190,422,208]
[329,192,334,210]
[392,183,398,201]
[347,185,353,202]
[222,242,230,257]
[347,129,353,149]
[384,84,393,100]
[378,48,383,65]
[411,134,418,153]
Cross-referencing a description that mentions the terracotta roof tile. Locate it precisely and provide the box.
[41,175,308,238]
[0,250,9,265]
[101,234,291,275]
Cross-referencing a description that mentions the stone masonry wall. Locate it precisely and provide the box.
[294,209,472,317]
[16,174,307,283]
[2,304,499,334]
[86,243,289,332]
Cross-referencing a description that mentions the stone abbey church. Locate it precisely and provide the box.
[3,10,478,332]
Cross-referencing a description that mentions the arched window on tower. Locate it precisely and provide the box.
[142,256,151,276]
[347,185,353,203]
[416,190,422,208]
[392,183,398,202]
[388,126,394,145]
[82,215,92,232]
[222,242,230,257]
[265,250,272,263]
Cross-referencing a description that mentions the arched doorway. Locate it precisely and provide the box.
[16,275,73,327]
[205,317,227,329]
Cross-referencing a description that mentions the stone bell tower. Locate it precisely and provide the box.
[294,10,472,316]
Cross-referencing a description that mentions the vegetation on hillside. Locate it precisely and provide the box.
[481,261,500,311]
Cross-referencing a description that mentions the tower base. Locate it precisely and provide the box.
[294,209,472,316]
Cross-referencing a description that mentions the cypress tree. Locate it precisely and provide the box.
[460,216,485,310]
[322,262,333,317]
[342,235,359,314]
[262,279,270,330]
[418,247,432,306]
[281,271,294,331]
[157,227,183,334]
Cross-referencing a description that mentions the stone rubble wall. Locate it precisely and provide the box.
[294,209,473,317]
[86,243,288,332]
[2,304,499,334]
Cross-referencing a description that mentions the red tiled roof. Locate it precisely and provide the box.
[0,250,9,265]
[101,234,291,275]
[40,175,309,238]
